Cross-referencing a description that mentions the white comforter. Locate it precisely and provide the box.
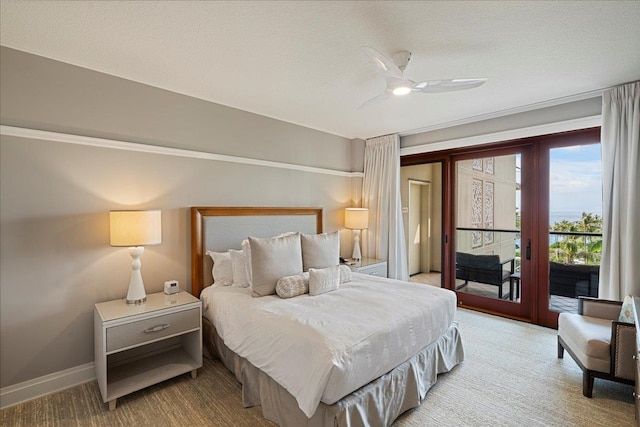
[201,272,457,418]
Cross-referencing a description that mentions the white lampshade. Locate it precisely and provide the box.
[110,210,162,247]
[345,208,369,230]
[109,210,162,305]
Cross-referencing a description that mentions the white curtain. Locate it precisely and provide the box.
[599,81,640,300]
[361,134,409,281]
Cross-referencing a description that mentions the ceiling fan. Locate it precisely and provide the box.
[359,46,487,109]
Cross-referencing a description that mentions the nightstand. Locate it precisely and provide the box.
[346,257,387,277]
[94,291,202,410]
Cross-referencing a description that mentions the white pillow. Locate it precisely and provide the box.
[301,231,340,272]
[229,249,250,287]
[249,233,303,297]
[241,239,252,286]
[206,250,233,286]
[242,232,296,288]
[309,265,341,296]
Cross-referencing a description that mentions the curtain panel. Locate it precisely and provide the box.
[599,81,640,300]
[361,134,409,280]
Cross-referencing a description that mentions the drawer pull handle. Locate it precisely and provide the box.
[144,324,170,333]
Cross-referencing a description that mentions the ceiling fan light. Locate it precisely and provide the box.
[392,86,411,96]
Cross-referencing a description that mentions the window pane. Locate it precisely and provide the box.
[454,155,520,301]
[548,144,602,313]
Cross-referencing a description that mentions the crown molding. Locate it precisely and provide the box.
[0,125,363,178]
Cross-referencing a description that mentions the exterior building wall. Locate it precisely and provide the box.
[456,155,517,263]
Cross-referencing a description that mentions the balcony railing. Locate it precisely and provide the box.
[454,229,602,272]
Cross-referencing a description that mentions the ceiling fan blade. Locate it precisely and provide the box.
[361,46,404,80]
[412,78,487,93]
[357,92,391,110]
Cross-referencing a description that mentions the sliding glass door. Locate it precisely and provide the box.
[451,147,532,319]
[401,128,600,326]
[536,129,602,328]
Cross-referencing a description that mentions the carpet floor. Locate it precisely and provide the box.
[1,308,634,426]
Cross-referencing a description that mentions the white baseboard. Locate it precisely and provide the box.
[0,362,96,409]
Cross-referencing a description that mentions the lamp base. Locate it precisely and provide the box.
[352,229,362,261]
[126,246,147,305]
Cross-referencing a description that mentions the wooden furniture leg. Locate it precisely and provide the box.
[583,370,594,398]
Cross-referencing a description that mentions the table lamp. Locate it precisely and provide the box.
[345,208,369,261]
[110,210,162,304]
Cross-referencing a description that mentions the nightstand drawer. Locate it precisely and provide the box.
[106,307,199,352]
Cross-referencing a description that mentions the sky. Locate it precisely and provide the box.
[549,144,602,215]
[514,143,602,217]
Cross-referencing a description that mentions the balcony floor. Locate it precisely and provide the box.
[409,272,579,314]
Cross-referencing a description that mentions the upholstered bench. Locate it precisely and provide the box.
[557,297,635,397]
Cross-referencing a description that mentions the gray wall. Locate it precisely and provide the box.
[0,47,357,388]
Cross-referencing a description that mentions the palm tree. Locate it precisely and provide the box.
[549,213,602,265]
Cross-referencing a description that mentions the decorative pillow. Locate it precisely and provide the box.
[309,265,341,296]
[249,233,303,297]
[276,273,310,299]
[242,232,294,287]
[619,295,635,323]
[301,231,340,272]
[339,264,352,284]
[229,249,250,287]
[206,250,233,286]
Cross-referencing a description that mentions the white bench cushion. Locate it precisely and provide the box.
[558,312,611,374]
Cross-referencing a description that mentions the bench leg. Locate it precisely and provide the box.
[557,338,564,358]
[583,370,594,398]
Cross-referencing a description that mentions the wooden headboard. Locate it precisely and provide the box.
[190,207,323,297]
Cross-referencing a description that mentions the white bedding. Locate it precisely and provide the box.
[201,272,457,418]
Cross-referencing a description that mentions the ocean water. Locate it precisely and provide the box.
[549,211,602,226]
[511,212,602,249]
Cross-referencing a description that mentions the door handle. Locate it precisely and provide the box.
[525,239,531,260]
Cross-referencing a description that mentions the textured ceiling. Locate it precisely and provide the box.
[1,1,639,139]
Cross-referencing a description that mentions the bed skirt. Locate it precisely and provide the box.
[203,316,464,427]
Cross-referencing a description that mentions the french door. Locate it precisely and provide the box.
[402,127,601,327]
[534,129,601,328]
[450,145,533,320]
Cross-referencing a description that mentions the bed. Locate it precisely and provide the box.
[190,206,464,426]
